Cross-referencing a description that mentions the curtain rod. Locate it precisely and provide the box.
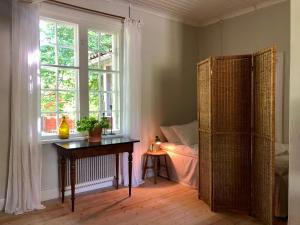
[45,0,126,21]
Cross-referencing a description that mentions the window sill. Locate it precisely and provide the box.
[41,134,123,145]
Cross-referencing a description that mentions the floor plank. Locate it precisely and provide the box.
[0,178,287,225]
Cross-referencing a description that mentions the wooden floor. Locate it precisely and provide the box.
[0,178,287,225]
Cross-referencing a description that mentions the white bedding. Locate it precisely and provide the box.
[160,143,198,188]
[275,152,289,218]
[161,143,198,157]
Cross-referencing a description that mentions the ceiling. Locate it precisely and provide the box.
[119,0,286,26]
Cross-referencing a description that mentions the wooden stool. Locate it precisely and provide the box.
[142,150,170,184]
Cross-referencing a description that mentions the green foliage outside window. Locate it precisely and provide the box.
[39,18,120,134]
[88,30,112,53]
[40,19,78,134]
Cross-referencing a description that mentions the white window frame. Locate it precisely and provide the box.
[39,3,123,141]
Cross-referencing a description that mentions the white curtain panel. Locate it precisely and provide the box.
[122,18,144,187]
[5,0,44,214]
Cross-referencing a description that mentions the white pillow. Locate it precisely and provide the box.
[160,126,182,144]
[172,121,198,146]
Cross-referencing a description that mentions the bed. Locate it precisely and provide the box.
[160,141,288,218]
[274,143,289,218]
[160,142,198,188]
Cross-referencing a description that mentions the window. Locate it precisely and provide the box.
[88,30,120,133]
[39,19,79,136]
[39,16,122,138]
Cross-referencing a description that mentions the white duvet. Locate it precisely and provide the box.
[160,142,198,188]
[160,143,198,157]
[275,144,289,218]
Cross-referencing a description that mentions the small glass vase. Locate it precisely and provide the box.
[59,116,70,139]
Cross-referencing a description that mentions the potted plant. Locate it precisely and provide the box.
[76,116,110,142]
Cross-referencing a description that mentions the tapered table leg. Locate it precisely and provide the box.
[115,153,119,189]
[61,157,66,203]
[70,158,76,212]
[154,156,158,184]
[157,156,161,176]
[128,152,133,197]
[164,155,170,180]
[142,154,149,179]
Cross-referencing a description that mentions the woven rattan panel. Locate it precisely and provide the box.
[252,48,276,225]
[197,59,212,208]
[211,56,252,211]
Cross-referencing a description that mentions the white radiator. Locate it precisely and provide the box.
[65,155,116,189]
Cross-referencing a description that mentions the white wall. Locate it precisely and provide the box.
[198,1,290,143]
[289,0,300,224]
[39,0,199,197]
[0,0,11,204]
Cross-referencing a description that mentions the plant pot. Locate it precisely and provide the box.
[88,127,102,143]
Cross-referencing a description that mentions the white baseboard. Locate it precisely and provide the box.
[0,178,118,209]
[42,177,114,202]
[0,198,4,211]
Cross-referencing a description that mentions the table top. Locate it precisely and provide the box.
[145,150,167,156]
[53,137,139,150]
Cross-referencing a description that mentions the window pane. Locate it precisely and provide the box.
[101,111,120,132]
[88,50,100,69]
[112,111,120,131]
[88,30,115,70]
[58,68,77,90]
[40,45,56,65]
[88,31,112,53]
[41,67,56,90]
[89,71,99,91]
[89,112,99,120]
[100,92,105,111]
[103,72,118,92]
[59,113,76,133]
[89,92,99,111]
[88,30,99,51]
[100,33,112,53]
[41,91,56,112]
[41,113,57,134]
[88,51,113,70]
[102,92,118,111]
[103,92,111,111]
[40,20,55,45]
[57,23,74,47]
[58,47,74,66]
[99,53,112,70]
[58,91,76,112]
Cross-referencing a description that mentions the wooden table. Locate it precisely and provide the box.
[142,150,170,184]
[53,137,139,212]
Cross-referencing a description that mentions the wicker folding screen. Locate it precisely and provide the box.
[197,59,212,208]
[251,48,276,225]
[197,55,252,211]
[197,48,275,225]
[211,56,252,211]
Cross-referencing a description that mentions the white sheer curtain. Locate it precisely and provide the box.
[5,0,44,214]
[122,18,144,187]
